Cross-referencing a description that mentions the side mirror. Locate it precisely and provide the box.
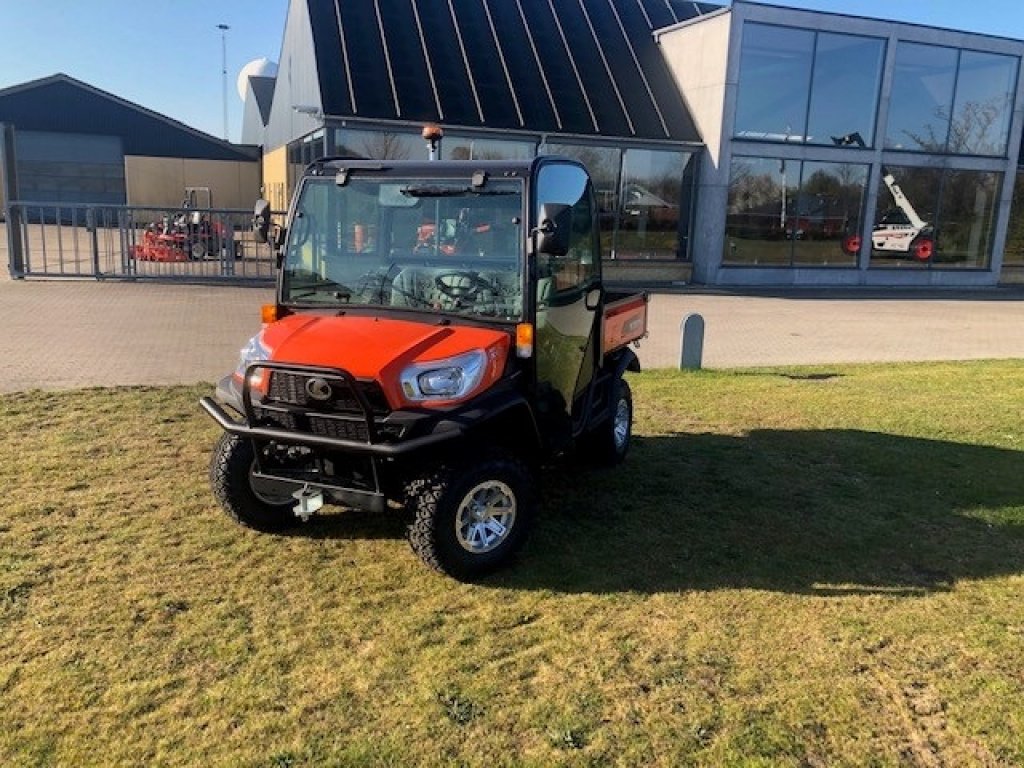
[536,203,572,257]
[253,198,271,244]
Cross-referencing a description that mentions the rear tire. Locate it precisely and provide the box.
[583,378,633,466]
[911,236,934,261]
[405,455,535,580]
[209,433,298,532]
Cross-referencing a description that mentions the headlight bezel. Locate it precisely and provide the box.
[400,349,488,403]
[233,333,272,388]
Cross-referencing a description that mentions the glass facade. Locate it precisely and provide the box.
[870,166,1001,268]
[724,156,868,266]
[1004,171,1024,266]
[443,136,536,161]
[886,44,1018,156]
[543,142,696,260]
[735,24,885,146]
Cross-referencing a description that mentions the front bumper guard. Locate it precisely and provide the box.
[200,394,462,455]
[200,360,464,456]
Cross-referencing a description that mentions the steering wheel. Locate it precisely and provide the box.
[434,271,494,301]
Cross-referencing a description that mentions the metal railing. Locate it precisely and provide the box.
[4,201,284,283]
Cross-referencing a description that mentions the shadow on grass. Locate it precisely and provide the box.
[277,429,1024,596]
[499,430,1024,595]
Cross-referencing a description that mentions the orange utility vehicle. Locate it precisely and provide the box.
[201,156,647,579]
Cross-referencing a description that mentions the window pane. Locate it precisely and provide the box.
[616,148,687,260]
[792,161,868,266]
[886,43,958,151]
[334,129,423,161]
[949,51,1018,156]
[1004,171,1024,265]
[735,24,814,141]
[724,156,797,265]
[870,165,942,267]
[541,143,621,259]
[806,34,885,147]
[443,136,536,160]
[936,170,1001,268]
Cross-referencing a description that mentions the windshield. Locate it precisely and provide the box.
[281,176,524,321]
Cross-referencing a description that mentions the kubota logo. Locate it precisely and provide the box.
[305,377,333,402]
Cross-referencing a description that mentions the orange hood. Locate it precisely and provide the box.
[260,314,511,406]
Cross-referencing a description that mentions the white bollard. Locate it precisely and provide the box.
[680,313,705,370]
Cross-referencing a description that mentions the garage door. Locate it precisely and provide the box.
[16,130,125,204]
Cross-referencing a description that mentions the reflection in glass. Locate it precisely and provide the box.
[724,157,868,267]
[542,143,621,259]
[333,128,424,161]
[1004,171,1024,265]
[949,51,1017,156]
[806,33,885,146]
[724,157,798,265]
[870,166,1000,269]
[885,43,958,152]
[870,165,940,267]
[443,136,536,161]
[792,161,868,266]
[735,24,815,141]
[616,149,688,260]
[936,170,1000,268]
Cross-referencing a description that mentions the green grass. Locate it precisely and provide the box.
[2,361,1024,766]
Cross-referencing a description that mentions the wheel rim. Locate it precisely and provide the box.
[455,480,517,554]
[613,396,631,452]
[249,462,294,507]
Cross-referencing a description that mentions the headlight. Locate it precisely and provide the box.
[233,333,271,387]
[400,350,487,402]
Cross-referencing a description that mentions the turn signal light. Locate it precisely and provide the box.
[515,323,534,359]
[261,304,279,324]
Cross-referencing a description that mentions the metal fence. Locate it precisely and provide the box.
[4,201,284,283]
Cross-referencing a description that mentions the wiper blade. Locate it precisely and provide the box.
[400,185,517,198]
[286,272,354,301]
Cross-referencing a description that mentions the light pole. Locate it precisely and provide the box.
[217,24,230,141]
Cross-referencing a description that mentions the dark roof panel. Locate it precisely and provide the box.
[413,0,481,126]
[551,0,632,136]
[313,0,709,142]
[250,76,276,124]
[338,1,398,120]
[453,0,520,128]
[377,0,436,120]
[516,0,598,135]
[0,74,257,161]
[307,0,353,115]
[481,0,560,131]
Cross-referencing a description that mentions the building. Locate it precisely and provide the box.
[0,73,260,211]
[242,0,1024,288]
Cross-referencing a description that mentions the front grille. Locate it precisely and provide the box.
[267,371,391,415]
[255,408,372,443]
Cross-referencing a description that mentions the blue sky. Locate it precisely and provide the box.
[0,0,1021,144]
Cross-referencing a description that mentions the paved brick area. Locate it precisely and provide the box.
[1,275,1023,392]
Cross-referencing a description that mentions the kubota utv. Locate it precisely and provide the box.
[201,155,647,579]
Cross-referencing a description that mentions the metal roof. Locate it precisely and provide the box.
[306,0,717,142]
[0,74,258,162]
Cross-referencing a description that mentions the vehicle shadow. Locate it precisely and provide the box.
[493,430,1024,596]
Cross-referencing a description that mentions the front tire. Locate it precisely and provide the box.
[209,433,297,532]
[405,455,536,580]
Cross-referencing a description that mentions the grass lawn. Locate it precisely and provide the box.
[2,361,1023,766]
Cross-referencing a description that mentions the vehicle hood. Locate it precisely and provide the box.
[261,313,510,403]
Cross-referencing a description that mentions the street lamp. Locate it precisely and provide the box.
[217,24,230,141]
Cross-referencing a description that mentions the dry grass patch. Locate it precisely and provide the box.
[1,361,1023,766]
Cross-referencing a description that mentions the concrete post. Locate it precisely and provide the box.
[680,313,705,370]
